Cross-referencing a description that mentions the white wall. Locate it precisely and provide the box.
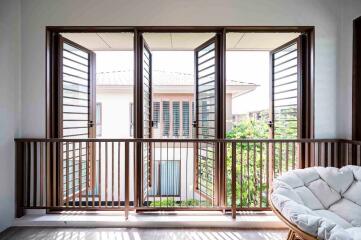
[0,0,21,231]
[336,0,361,138]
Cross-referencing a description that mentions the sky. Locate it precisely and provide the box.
[96,50,270,115]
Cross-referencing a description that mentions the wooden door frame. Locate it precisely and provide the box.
[46,25,315,208]
[353,16,361,141]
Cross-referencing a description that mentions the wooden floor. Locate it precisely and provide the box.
[0,227,288,240]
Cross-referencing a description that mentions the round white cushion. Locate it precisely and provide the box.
[271,165,361,240]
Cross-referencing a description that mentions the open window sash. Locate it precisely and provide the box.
[57,36,96,206]
[193,36,219,205]
[139,35,153,202]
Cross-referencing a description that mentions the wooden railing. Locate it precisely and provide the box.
[14,138,360,219]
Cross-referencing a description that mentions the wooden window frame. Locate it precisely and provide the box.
[46,25,315,208]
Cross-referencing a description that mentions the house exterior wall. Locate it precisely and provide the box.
[96,90,233,200]
[96,89,133,138]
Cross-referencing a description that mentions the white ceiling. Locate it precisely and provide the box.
[61,32,300,51]
[227,32,300,50]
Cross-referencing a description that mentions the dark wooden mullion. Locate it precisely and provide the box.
[352,16,361,164]
[353,16,361,141]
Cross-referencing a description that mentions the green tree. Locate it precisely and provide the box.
[225,112,298,207]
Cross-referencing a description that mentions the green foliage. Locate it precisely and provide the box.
[225,113,297,207]
[149,110,298,208]
[226,118,269,139]
[149,198,203,207]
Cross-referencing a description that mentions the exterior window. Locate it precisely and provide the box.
[130,103,134,137]
[149,160,180,196]
[162,101,170,137]
[182,101,190,137]
[153,102,160,128]
[96,103,102,137]
[173,101,180,137]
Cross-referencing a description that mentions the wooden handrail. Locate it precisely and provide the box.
[14,138,343,143]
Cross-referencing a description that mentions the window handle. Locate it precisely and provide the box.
[88,121,94,128]
[268,120,274,128]
[192,121,197,128]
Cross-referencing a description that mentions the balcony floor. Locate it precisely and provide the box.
[0,227,287,240]
[13,211,286,229]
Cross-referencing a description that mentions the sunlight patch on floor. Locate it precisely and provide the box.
[0,227,288,240]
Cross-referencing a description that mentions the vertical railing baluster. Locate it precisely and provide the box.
[253,142,256,207]
[86,142,89,208]
[54,142,59,207]
[91,142,95,208]
[246,141,250,207]
[266,142,270,207]
[118,142,121,208]
[153,141,156,207]
[304,142,309,168]
[99,142,102,208]
[33,141,38,207]
[66,142,69,208]
[231,142,236,219]
[166,141,169,208]
[105,142,108,207]
[27,142,31,207]
[15,141,25,217]
[46,142,50,209]
[79,142,82,208]
[259,142,263,208]
[159,141,162,208]
[146,142,150,207]
[179,141,182,207]
[173,141,175,207]
[240,141,243,209]
[112,142,114,207]
[279,142,282,175]
[125,141,129,220]
[40,142,44,207]
[72,142,76,207]
[328,142,332,167]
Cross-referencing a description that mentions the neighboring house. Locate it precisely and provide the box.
[96,69,258,138]
[95,70,258,199]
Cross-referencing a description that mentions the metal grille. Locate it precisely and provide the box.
[272,41,299,139]
[195,38,217,204]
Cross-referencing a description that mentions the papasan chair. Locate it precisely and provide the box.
[270,165,361,240]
